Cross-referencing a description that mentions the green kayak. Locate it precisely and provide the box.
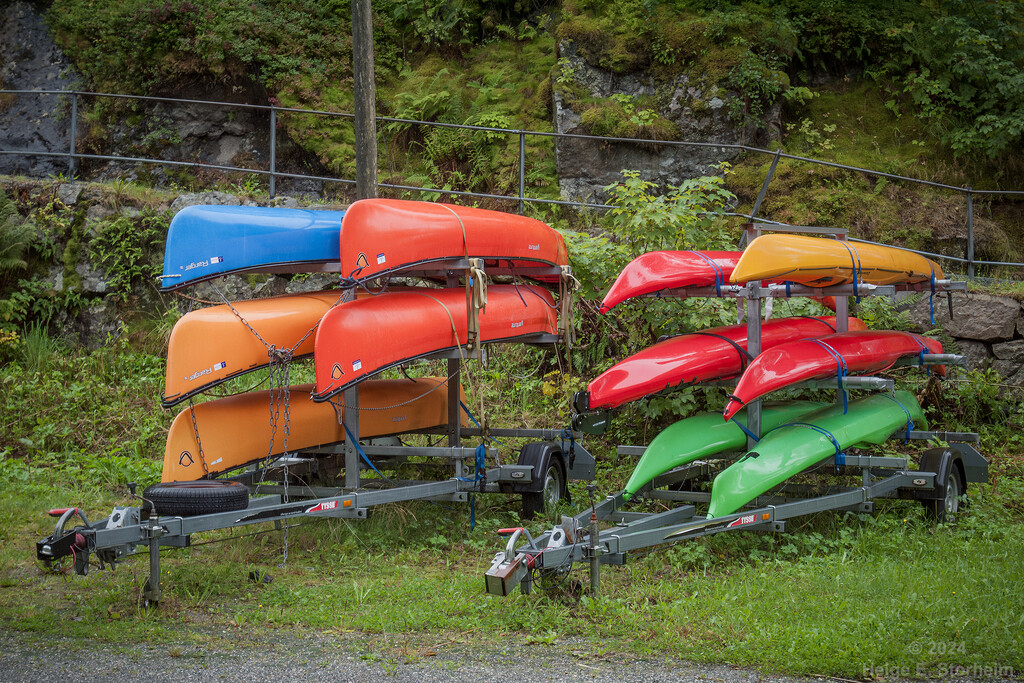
[706,390,926,518]
[623,401,825,500]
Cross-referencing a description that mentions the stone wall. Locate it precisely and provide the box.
[552,39,777,204]
[905,292,1024,389]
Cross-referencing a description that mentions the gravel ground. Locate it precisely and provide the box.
[0,628,829,683]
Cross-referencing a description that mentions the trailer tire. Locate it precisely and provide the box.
[143,480,249,517]
[522,459,566,520]
[925,454,962,524]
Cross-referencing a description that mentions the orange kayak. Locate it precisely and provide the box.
[313,285,558,400]
[730,234,944,287]
[162,291,347,407]
[339,199,568,281]
[162,378,464,481]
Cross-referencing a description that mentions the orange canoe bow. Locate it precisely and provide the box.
[163,291,346,407]
[162,378,464,481]
[339,199,568,281]
[313,285,558,400]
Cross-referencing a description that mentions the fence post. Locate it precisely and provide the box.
[518,131,526,215]
[965,187,974,278]
[68,93,77,178]
[269,107,277,199]
[749,148,781,221]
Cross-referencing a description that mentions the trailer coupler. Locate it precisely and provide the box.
[36,507,93,575]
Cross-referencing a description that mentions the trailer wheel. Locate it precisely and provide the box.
[143,480,249,517]
[522,460,566,519]
[924,464,965,523]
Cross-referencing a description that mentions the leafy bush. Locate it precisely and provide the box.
[879,0,1024,158]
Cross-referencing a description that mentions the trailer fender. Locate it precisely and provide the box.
[917,447,965,500]
[514,443,567,496]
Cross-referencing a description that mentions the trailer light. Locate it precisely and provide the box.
[761,513,770,520]
[343,500,352,508]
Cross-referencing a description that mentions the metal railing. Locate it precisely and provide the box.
[2,88,1023,275]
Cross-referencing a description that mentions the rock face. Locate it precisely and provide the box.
[904,291,1024,388]
[0,1,80,177]
[553,40,770,204]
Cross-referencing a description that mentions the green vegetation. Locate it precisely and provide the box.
[2,3,1023,674]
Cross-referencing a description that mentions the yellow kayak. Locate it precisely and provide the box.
[162,378,464,481]
[730,234,944,286]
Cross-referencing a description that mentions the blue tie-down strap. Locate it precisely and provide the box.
[785,422,845,469]
[729,415,761,444]
[454,444,488,530]
[879,393,915,442]
[808,339,849,413]
[460,402,505,445]
[560,428,577,470]
[839,241,862,302]
[342,422,392,482]
[689,250,725,297]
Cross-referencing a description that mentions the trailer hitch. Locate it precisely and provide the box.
[36,507,92,575]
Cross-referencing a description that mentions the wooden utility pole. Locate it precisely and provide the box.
[352,0,378,199]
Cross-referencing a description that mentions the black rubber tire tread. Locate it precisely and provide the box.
[143,480,249,517]
[924,465,965,523]
[522,461,566,520]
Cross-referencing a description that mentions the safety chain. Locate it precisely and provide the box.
[187,398,210,478]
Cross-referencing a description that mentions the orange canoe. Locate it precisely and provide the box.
[339,199,568,281]
[730,234,944,287]
[313,285,558,400]
[163,291,347,407]
[162,378,464,481]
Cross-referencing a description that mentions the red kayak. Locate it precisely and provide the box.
[599,251,741,313]
[586,316,866,410]
[339,199,568,282]
[598,250,840,313]
[313,285,558,400]
[722,330,945,421]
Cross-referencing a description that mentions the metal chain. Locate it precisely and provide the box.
[187,399,210,477]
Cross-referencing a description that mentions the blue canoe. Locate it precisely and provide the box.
[160,205,345,290]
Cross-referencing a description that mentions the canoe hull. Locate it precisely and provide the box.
[730,234,944,286]
[313,285,558,400]
[587,316,865,410]
[339,199,568,281]
[162,378,463,481]
[161,205,344,289]
[708,391,927,517]
[624,401,825,499]
[599,251,741,313]
[162,290,346,406]
[722,330,944,420]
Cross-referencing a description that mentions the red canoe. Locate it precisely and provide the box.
[599,251,741,313]
[722,330,945,421]
[313,285,558,400]
[586,316,866,410]
[339,199,568,282]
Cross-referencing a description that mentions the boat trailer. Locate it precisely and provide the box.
[486,433,987,597]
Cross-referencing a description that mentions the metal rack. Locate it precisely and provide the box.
[485,225,984,597]
[36,261,595,606]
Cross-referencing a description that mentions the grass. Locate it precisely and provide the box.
[1,337,1023,677]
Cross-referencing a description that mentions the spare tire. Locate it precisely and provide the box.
[143,480,249,517]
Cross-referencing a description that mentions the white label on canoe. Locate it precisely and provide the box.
[213,361,227,371]
[210,256,223,264]
[511,320,523,329]
[392,414,407,423]
[528,243,540,251]
[376,253,386,264]
[352,359,362,371]
[210,457,223,466]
